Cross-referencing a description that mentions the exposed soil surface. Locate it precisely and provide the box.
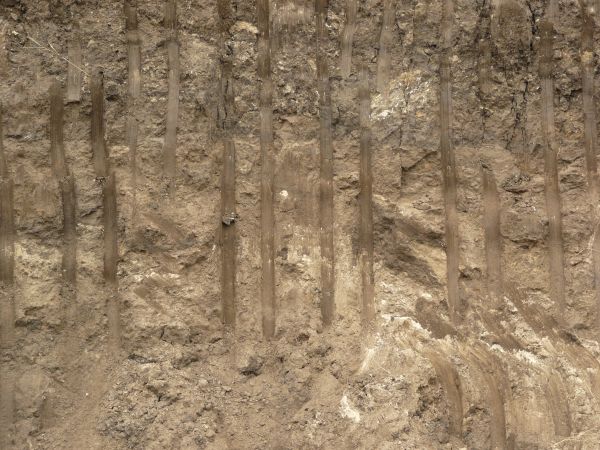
[1,0,600,449]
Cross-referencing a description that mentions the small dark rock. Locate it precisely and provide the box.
[239,356,263,376]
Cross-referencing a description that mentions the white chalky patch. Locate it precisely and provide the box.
[339,395,361,423]
[377,109,392,119]
[490,344,506,353]
[515,350,542,366]
[359,347,376,374]
[397,316,425,331]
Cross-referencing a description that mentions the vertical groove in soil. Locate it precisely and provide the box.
[316,0,335,326]
[358,65,374,325]
[539,19,566,315]
[440,0,461,323]
[258,0,276,337]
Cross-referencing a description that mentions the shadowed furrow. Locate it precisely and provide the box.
[539,19,566,315]
[359,65,374,325]
[258,0,276,338]
[316,0,335,326]
[440,0,461,323]
[340,0,357,78]
[218,0,237,328]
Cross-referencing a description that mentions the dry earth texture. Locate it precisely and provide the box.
[2,0,600,448]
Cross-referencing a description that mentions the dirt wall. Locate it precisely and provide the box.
[0,0,600,448]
